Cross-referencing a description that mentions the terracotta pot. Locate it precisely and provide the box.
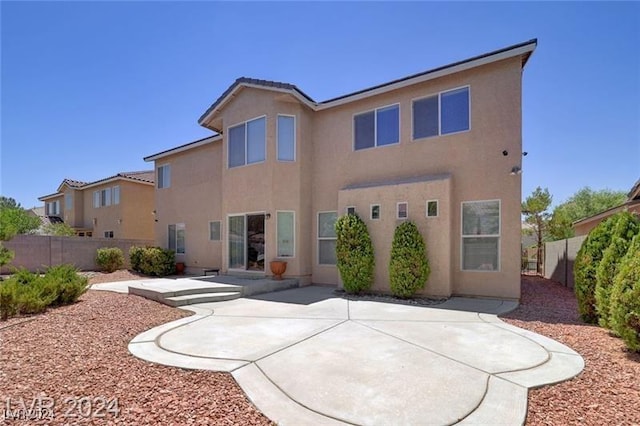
[175,262,185,275]
[270,260,287,280]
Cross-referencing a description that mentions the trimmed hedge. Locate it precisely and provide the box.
[595,212,640,329]
[129,246,175,277]
[574,215,617,323]
[389,221,430,298]
[96,247,125,273]
[335,214,375,294]
[0,265,88,321]
[609,233,640,351]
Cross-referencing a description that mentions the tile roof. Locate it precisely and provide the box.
[62,179,87,188]
[41,170,154,200]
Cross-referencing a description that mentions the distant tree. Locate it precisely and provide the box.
[548,187,627,241]
[522,187,552,274]
[0,196,21,210]
[42,223,76,237]
[0,208,41,241]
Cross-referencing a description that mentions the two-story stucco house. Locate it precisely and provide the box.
[145,39,537,299]
[38,171,155,240]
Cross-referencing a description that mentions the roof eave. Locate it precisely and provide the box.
[38,193,63,201]
[80,176,155,190]
[144,135,222,162]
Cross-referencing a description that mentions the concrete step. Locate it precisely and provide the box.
[129,280,242,300]
[164,291,242,307]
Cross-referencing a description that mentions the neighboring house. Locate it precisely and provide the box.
[573,178,640,236]
[145,39,537,300]
[38,171,155,240]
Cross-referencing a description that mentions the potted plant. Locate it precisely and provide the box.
[175,262,185,275]
[269,260,287,280]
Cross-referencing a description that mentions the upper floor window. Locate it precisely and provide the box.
[229,116,266,168]
[46,200,60,216]
[277,115,295,161]
[354,104,399,150]
[157,164,171,189]
[413,86,470,139]
[64,193,73,211]
[112,186,120,205]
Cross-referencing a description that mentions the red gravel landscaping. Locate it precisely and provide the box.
[502,275,640,425]
[1,271,637,424]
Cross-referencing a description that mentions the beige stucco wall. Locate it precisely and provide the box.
[337,176,452,296]
[162,55,526,298]
[154,143,223,272]
[310,57,523,299]
[574,204,640,236]
[81,181,154,240]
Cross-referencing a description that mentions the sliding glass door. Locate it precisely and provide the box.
[228,214,266,271]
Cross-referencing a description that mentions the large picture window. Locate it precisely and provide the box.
[461,200,500,271]
[229,116,266,168]
[318,211,337,265]
[354,104,399,150]
[413,86,470,139]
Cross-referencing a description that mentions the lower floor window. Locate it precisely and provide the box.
[318,211,337,265]
[104,231,114,238]
[169,223,185,254]
[461,200,500,271]
[277,211,295,257]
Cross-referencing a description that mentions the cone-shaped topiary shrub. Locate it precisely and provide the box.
[389,221,430,298]
[335,214,375,294]
[574,215,617,323]
[595,212,640,329]
[609,233,640,352]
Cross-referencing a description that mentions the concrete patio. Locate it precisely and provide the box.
[125,285,584,425]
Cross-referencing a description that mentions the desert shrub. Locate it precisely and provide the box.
[96,247,125,273]
[609,234,640,352]
[0,264,87,320]
[41,264,89,306]
[0,281,18,320]
[0,244,14,269]
[335,214,375,294]
[389,221,430,298]
[574,216,617,323]
[595,212,640,329]
[129,246,144,272]
[133,247,175,276]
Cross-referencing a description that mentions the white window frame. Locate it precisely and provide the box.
[353,103,400,151]
[93,191,100,209]
[277,114,296,162]
[104,230,114,238]
[112,186,120,205]
[461,199,501,272]
[317,211,337,266]
[101,188,112,207]
[412,85,471,140]
[370,204,381,220]
[169,223,186,254]
[46,201,60,216]
[396,202,408,220]
[426,200,439,218]
[209,220,221,241]
[157,164,171,189]
[276,210,295,258]
[227,115,267,168]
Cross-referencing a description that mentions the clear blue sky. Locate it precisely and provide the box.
[1,1,638,209]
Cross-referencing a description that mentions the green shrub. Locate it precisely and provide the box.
[0,244,14,269]
[609,234,640,351]
[129,246,144,272]
[15,281,48,314]
[335,214,375,294]
[41,264,89,306]
[389,221,430,298]
[0,281,18,320]
[131,247,175,276]
[574,216,617,323]
[595,212,640,329]
[11,268,38,285]
[96,247,125,273]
